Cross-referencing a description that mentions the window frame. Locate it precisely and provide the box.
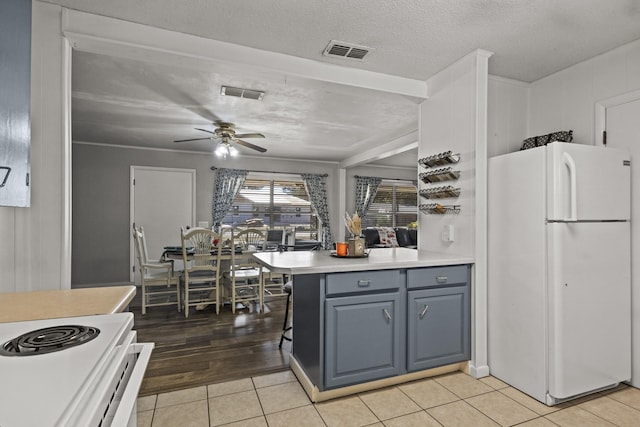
[222,172,319,239]
[362,179,418,228]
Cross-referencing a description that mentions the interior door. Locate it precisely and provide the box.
[606,97,640,386]
[130,166,196,284]
[547,221,631,400]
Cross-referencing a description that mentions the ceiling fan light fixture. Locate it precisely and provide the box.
[215,142,230,158]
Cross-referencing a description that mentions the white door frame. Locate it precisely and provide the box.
[129,165,196,283]
[595,89,640,146]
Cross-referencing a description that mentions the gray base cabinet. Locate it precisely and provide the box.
[325,292,401,388]
[407,286,470,372]
[292,264,471,391]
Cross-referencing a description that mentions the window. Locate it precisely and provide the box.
[222,174,318,240]
[362,181,417,228]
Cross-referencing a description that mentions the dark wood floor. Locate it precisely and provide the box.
[131,293,291,396]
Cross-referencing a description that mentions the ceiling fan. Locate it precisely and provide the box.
[174,122,266,157]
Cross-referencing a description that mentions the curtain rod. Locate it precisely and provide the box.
[210,166,328,177]
[355,175,417,185]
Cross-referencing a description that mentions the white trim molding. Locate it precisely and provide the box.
[595,89,640,146]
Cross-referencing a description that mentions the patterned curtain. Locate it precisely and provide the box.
[301,173,333,250]
[211,168,248,232]
[354,176,382,219]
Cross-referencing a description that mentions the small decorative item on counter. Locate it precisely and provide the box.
[348,237,365,257]
[344,211,362,237]
[344,212,365,256]
[336,242,348,257]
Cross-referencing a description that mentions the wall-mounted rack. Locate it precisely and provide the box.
[419,204,461,215]
[418,151,460,168]
[419,186,460,199]
[419,168,460,183]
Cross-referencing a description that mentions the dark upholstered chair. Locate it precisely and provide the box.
[363,228,381,248]
[363,227,417,249]
[394,227,417,249]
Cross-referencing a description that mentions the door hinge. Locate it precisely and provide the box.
[133,178,135,185]
[603,130,607,146]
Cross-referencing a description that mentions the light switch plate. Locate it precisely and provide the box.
[442,224,455,242]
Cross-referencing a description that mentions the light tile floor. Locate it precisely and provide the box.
[137,370,640,426]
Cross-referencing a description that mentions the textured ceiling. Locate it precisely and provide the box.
[48,0,640,82]
[48,0,640,166]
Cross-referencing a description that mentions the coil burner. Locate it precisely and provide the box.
[0,325,100,356]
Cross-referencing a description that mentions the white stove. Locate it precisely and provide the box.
[0,312,153,427]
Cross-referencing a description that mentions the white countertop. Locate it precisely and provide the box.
[252,248,474,275]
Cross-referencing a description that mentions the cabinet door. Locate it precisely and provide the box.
[407,286,470,372]
[0,0,31,207]
[325,292,401,388]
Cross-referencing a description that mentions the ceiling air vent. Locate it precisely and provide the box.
[323,40,372,61]
[220,86,265,101]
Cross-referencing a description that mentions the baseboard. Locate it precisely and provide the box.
[291,355,467,403]
[468,364,490,378]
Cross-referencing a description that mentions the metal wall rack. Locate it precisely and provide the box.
[418,151,461,214]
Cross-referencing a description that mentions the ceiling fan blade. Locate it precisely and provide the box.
[174,137,211,143]
[234,139,267,153]
[234,133,265,139]
[195,128,217,135]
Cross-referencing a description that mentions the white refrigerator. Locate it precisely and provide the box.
[488,142,631,405]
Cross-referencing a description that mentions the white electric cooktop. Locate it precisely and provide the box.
[0,313,134,426]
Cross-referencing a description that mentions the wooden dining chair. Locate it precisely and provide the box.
[132,225,181,315]
[228,228,264,313]
[180,227,223,317]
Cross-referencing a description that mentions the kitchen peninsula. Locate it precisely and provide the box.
[253,248,474,402]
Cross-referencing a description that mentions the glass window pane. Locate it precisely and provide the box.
[362,182,417,228]
[222,176,317,236]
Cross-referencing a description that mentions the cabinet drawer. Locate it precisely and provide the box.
[407,265,469,289]
[326,269,400,296]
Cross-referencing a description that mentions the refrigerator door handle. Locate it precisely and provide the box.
[562,152,577,221]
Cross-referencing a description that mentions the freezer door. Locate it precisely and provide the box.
[547,142,630,221]
[547,222,631,400]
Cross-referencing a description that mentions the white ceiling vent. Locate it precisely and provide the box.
[220,86,265,101]
[323,40,372,61]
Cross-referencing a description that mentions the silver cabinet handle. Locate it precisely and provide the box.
[419,304,429,319]
[383,308,392,321]
[357,279,371,287]
[436,275,448,283]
